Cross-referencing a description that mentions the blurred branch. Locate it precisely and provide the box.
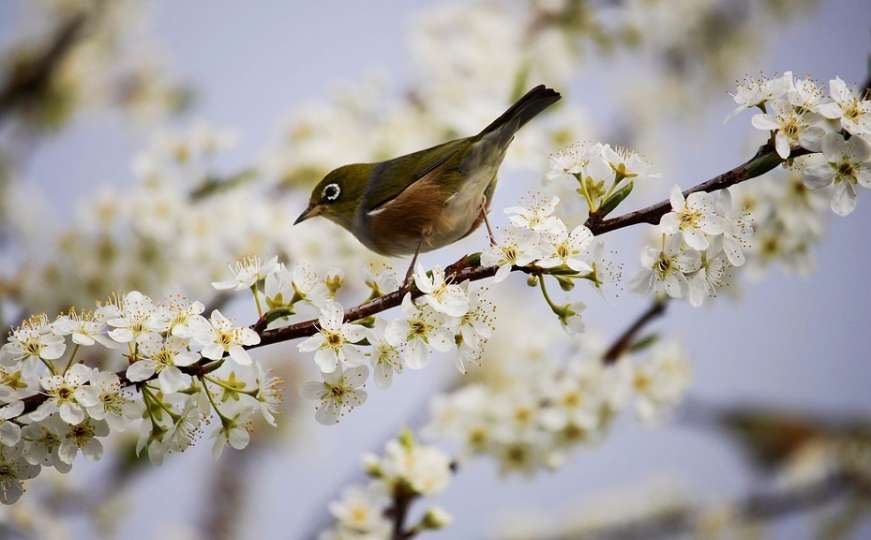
[528,473,862,540]
[0,8,93,125]
[602,300,666,364]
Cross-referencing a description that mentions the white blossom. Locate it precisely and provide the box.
[53,310,115,348]
[367,319,403,388]
[193,309,261,366]
[298,302,366,373]
[537,222,594,272]
[211,255,279,291]
[715,189,753,266]
[505,194,562,233]
[301,365,368,425]
[726,72,793,121]
[106,291,167,345]
[751,99,825,159]
[805,132,871,216]
[57,417,109,464]
[480,228,540,282]
[631,235,701,299]
[631,341,691,424]
[659,186,722,250]
[413,262,469,317]
[30,364,97,425]
[817,77,871,135]
[127,335,197,394]
[0,446,40,504]
[328,485,391,537]
[83,369,135,432]
[0,315,66,367]
[385,294,453,369]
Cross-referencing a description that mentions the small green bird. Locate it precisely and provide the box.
[294,85,561,265]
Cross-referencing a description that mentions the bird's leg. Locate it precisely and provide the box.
[403,240,423,288]
[480,201,497,246]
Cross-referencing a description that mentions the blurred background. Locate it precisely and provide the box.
[1,0,871,539]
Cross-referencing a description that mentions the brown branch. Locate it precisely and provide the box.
[585,144,799,234]
[12,141,805,419]
[602,300,667,364]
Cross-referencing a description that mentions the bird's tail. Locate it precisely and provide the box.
[478,84,561,143]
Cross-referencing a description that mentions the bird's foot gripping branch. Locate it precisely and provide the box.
[0,71,870,512]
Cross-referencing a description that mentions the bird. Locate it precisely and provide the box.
[294,84,561,277]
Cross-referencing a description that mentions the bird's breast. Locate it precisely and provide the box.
[357,166,497,257]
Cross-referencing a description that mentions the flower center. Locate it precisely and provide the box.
[678,209,701,229]
[654,253,673,278]
[325,332,343,348]
[410,320,428,336]
[836,160,856,183]
[219,331,235,346]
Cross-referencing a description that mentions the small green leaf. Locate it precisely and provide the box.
[598,180,634,218]
[628,333,659,353]
[189,168,257,201]
[264,307,294,325]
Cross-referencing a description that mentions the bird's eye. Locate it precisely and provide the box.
[322,183,341,202]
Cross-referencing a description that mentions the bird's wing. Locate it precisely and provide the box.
[361,137,472,213]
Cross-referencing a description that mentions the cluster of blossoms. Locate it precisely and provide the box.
[629,72,871,307]
[292,261,496,425]
[0,291,282,503]
[425,338,690,475]
[735,72,871,216]
[319,432,454,540]
[631,187,751,307]
[480,188,625,331]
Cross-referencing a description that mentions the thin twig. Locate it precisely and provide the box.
[602,300,667,364]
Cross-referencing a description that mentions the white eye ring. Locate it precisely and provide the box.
[322,183,341,202]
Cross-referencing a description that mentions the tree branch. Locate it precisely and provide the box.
[602,300,667,364]
[13,140,807,418]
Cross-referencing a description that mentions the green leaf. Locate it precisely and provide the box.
[628,333,659,353]
[598,180,634,218]
[189,168,257,201]
[264,307,294,325]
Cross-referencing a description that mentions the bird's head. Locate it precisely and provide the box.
[294,164,370,230]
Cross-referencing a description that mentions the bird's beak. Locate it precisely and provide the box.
[293,205,321,225]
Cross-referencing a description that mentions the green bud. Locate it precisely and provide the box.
[555,275,575,291]
[526,275,539,287]
[418,507,453,530]
[398,428,416,450]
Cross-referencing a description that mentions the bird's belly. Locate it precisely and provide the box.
[363,170,495,257]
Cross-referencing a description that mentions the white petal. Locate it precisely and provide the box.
[228,346,252,366]
[314,349,338,373]
[126,360,157,382]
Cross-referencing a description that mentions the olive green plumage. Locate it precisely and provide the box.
[295,85,561,256]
